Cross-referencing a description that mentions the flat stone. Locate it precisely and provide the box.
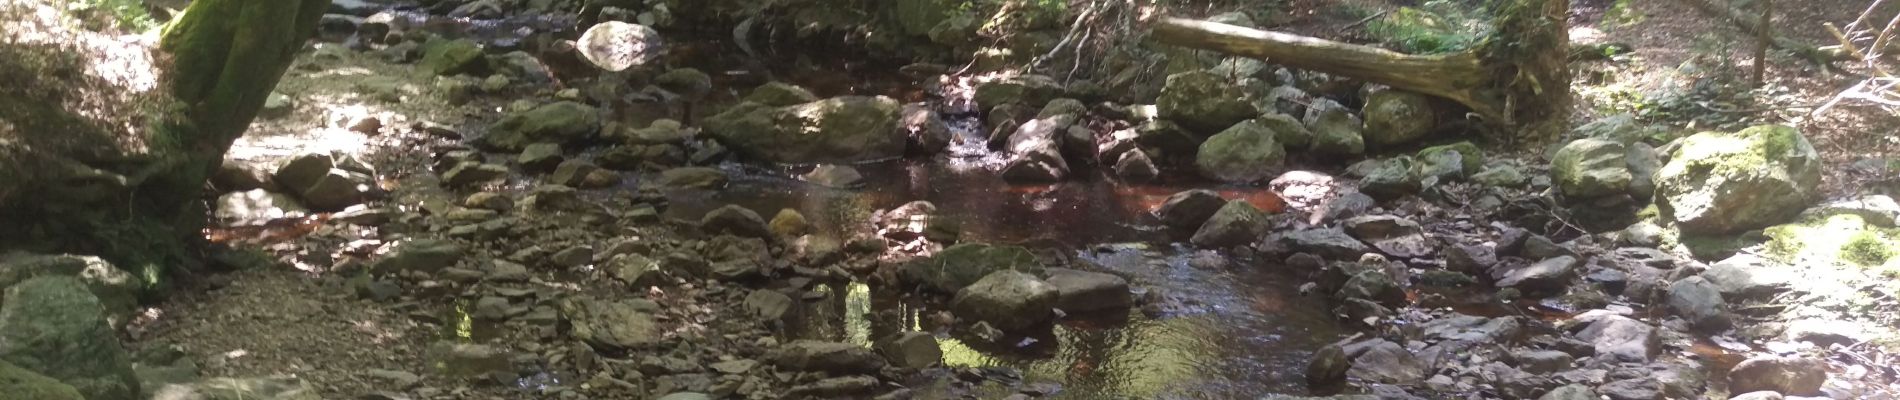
[1043,268,1131,313]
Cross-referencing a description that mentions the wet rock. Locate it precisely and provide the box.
[1158,70,1256,134]
[1307,343,1349,388]
[876,332,941,369]
[215,189,308,223]
[951,270,1059,331]
[1342,216,1432,258]
[901,244,1042,293]
[1044,268,1131,312]
[417,38,483,76]
[1509,350,1575,374]
[656,167,728,190]
[1311,192,1375,225]
[802,165,865,189]
[974,75,1062,112]
[442,162,508,188]
[746,82,818,107]
[1362,90,1436,146]
[1728,355,1825,395]
[0,276,137,400]
[619,119,693,146]
[1132,119,1200,163]
[559,296,660,349]
[474,101,602,152]
[1001,145,1070,183]
[1154,189,1227,230]
[1658,125,1821,234]
[1553,138,1632,198]
[1191,200,1269,248]
[516,143,565,172]
[1664,276,1731,333]
[1280,228,1373,260]
[705,97,907,164]
[0,360,83,400]
[700,205,771,239]
[1196,120,1287,183]
[1346,339,1427,384]
[1419,314,1523,344]
[769,209,811,238]
[769,340,885,373]
[1444,245,1496,275]
[1496,256,1578,294]
[376,239,464,274]
[1574,314,1659,363]
[1306,106,1366,156]
[1113,149,1161,183]
[905,103,953,155]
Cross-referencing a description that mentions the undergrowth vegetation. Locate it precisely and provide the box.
[1365,0,1491,54]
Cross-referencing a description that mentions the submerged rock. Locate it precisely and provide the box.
[901,244,1042,294]
[1154,189,1227,230]
[705,97,907,164]
[1658,125,1821,234]
[951,270,1059,331]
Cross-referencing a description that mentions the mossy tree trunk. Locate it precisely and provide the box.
[16,0,327,290]
[1152,0,1571,141]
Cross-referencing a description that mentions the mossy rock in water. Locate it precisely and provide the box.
[0,360,83,400]
[899,244,1043,294]
[1762,212,1900,268]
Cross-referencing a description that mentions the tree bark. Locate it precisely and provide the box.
[1151,0,1571,141]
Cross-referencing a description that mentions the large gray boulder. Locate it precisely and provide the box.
[1196,120,1286,183]
[901,243,1042,294]
[475,101,602,151]
[1362,90,1436,146]
[705,97,907,164]
[951,270,1059,331]
[0,254,141,329]
[0,276,138,400]
[1306,106,1366,156]
[1158,70,1256,134]
[1658,125,1821,234]
[1552,139,1632,198]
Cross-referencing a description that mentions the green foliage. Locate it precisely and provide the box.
[69,0,157,32]
[1366,1,1491,54]
[1842,231,1896,267]
[1600,0,1644,30]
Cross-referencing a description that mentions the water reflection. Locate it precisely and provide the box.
[784,246,1347,399]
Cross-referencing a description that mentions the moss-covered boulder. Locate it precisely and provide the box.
[1764,211,1900,269]
[1307,107,1366,156]
[745,82,819,107]
[0,360,83,400]
[1658,125,1821,234]
[0,276,139,400]
[1418,142,1483,176]
[704,97,907,164]
[1195,120,1286,183]
[1362,90,1437,146]
[1158,70,1256,134]
[900,243,1043,294]
[1552,138,1631,198]
[473,101,602,152]
[417,38,484,76]
[0,254,141,329]
[973,75,1062,112]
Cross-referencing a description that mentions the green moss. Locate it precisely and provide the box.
[1841,231,1896,267]
[1417,141,1483,175]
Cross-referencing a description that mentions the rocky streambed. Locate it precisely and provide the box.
[2,1,1897,400]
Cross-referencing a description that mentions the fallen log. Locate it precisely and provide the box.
[1152,0,1571,140]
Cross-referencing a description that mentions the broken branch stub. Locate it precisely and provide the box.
[578,21,663,72]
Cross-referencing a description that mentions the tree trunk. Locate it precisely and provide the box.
[0,0,327,291]
[1152,0,1571,141]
